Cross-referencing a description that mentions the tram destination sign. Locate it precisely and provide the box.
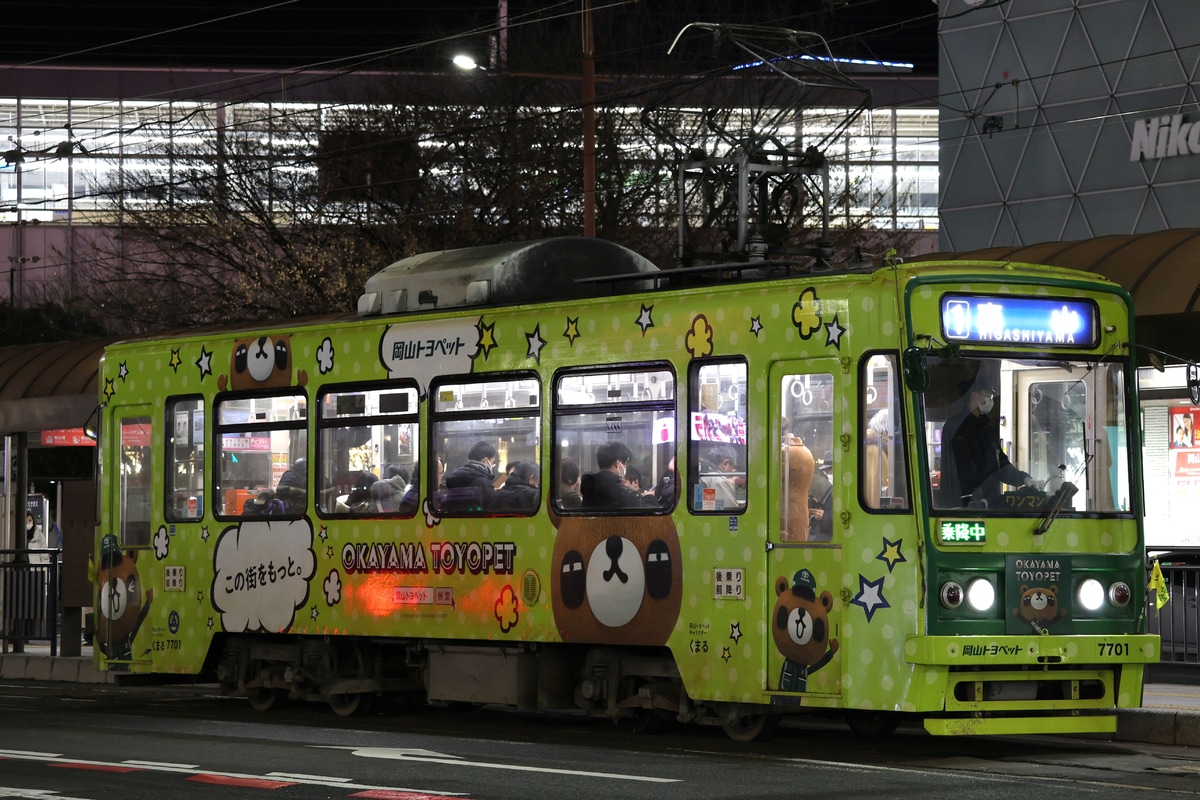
[940,294,1099,349]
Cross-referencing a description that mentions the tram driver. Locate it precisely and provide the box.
[940,376,1038,508]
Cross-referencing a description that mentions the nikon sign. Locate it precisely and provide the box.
[1130,114,1200,162]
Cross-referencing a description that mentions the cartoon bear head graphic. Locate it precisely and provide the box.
[219,334,306,391]
[550,515,682,646]
[772,568,839,692]
[95,533,153,662]
[1014,585,1066,629]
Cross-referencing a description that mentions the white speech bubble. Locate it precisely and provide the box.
[379,319,479,396]
[211,519,316,633]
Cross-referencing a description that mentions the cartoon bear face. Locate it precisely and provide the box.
[226,335,294,391]
[95,534,153,660]
[771,569,838,667]
[1015,584,1064,624]
[550,515,682,646]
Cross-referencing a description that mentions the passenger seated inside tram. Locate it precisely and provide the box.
[698,442,746,509]
[495,460,540,511]
[580,441,646,509]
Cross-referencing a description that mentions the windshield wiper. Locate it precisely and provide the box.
[1034,453,1090,535]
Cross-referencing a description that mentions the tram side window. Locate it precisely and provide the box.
[780,373,834,542]
[316,383,420,516]
[119,416,153,547]
[166,397,205,521]
[554,365,675,513]
[860,353,909,511]
[214,393,308,518]
[689,360,747,513]
[430,375,541,515]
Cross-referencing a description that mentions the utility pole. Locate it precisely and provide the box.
[582,0,596,238]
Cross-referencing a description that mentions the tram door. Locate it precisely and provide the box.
[97,408,155,667]
[766,361,842,697]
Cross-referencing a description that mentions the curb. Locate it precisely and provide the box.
[1117,708,1200,747]
[0,654,114,685]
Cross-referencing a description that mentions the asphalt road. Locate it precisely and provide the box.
[2,681,1200,800]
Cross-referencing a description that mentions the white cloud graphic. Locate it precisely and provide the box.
[380,319,478,396]
[153,525,170,560]
[317,337,335,374]
[323,569,342,605]
[211,519,316,633]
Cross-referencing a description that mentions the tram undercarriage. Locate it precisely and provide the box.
[214,634,790,740]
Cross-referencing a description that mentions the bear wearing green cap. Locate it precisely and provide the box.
[95,534,153,663]
[771,568,838,692]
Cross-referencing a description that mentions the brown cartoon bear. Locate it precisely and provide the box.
[1013,585,1066,631]
[772,569,838,692]
[95,533,153,662]
[550,515,682,646]
[219,335,306,391]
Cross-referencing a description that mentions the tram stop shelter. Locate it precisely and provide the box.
[0,337,114,657]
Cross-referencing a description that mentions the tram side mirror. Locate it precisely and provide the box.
[902,347,929,392]
[1189,363,1200,405]
[83,404,101,441]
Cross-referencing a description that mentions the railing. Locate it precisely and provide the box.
[0,550,60,657]
[1148,555,1200,681]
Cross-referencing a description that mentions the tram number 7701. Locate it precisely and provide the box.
[1097,642,1130,657]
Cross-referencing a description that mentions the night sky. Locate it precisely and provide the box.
[1,1,938,74]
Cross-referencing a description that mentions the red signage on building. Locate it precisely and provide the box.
[41,428,97,447]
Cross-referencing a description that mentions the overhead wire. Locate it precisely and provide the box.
[7,1,1194,254]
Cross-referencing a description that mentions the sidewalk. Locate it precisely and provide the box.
[0,643,112,684]
[2,644,1198,746]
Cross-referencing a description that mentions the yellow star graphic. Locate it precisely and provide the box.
[476,319,497,360]
[103,377,116,400]
[877,538,906,572]
[169,348,182,372]
[563,317,580,345]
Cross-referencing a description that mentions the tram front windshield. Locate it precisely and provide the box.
[921,354,1131,515]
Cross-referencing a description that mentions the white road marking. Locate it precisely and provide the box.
[322,745,680,783]
[0,751,465,796]
[266,772,353,782]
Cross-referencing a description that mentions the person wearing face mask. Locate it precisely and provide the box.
[25,512,50,564]
[442,440,501,511]
[580,441,646,509]
[943,376,1036,508]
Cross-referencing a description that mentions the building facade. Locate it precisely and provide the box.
[937,0,1200,550]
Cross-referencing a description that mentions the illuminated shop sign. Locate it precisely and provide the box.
[940,295,1099,348]
[1130,113,1200,162]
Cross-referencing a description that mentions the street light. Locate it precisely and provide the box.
[453,0,597,237]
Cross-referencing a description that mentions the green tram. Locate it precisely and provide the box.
[93,238,1157,738]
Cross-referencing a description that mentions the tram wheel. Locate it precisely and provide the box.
[616,709,662,734]
[327,643,374,717]
[247,686,285,712]
[721,713,779,742]
[245,661,286,712]
[845,711,900,737]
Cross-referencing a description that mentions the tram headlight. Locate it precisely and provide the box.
[1078,578,1105,612]
[940,581,964,609]
[966,578,996,612]
[1108,581,1132,608]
